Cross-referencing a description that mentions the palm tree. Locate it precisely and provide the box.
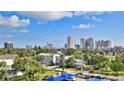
[60,53,65,75]
[80,54,84,74]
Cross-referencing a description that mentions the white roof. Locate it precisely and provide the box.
[0,55,16,60]
[65,55,73,60]
[39,53,60,56]
[39,53,53,56]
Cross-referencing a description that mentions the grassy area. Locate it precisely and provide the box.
[90,70,124,76]
[105,56,116,60]
[36,70,59,80]
[10,70,59,81]
[65,68,76,71]
[34,70,59,80]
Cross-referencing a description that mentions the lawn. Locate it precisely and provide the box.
[32,70,59,80]
[105,56,116,60]
[90,70,124,76]
[10,70,59,81]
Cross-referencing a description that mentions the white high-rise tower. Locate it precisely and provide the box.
[67,36,75,49]
[80,38,86,49]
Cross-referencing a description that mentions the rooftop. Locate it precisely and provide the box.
[0,55,17,60]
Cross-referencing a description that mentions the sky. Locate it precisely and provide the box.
[0,11,124,48]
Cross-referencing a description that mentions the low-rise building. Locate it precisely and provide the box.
[114,45,124,50]
[38,53,75,65]
[53,54,60,65]
[0,55,16,67]
[0,55,17,78]
[38,53,61,65]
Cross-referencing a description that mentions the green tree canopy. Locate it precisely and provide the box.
[12,58,45,80]
[36,55,44,62]
[65,57,76,68]
[0,61,7,80]
[0,61,6,68]
[110,61,124,72]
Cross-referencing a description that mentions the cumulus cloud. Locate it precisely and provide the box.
[18,11,73,22]
[72,24,94,29]
[18,11,108,23]
[73,11,108,22]
[18,29,30,33]
[0,15,30,28]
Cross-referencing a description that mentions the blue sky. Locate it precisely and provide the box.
[0,11,123,48]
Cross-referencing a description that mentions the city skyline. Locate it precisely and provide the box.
[2,36,113,49]
[0,11,124,48]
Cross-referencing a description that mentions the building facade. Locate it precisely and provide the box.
[64,44,68,49]
[46,43,54,50]
[67,36,75,49]
[26,45,32,49]
[38,53,60,65]
[75,44,80,49]
[95,40,112,49]
[80,38,86,49]
[4,42,13,49]
[85,37,94,49]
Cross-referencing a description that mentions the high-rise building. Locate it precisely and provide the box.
[46,43,54,50]
[4,42,13,49]
[64,44,68,49]
[80,38,86,49]
[107,40,112,48]
[95,40,112,49]
[95,40,102,49]
[85,37,94,49]
[67,36,75,49]
[26,45,32,49]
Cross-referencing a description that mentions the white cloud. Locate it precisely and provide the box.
[17,11,110,23]
[18,29,30,33]
[82,16,102,22]
[0,15,30,28]
[72,24,94,29]
[74,11,108,22]
[0,34,14,39]
[18,11,73,22]
[74,11,105,16]
[5,34,14,38]
[91,16,102,22]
